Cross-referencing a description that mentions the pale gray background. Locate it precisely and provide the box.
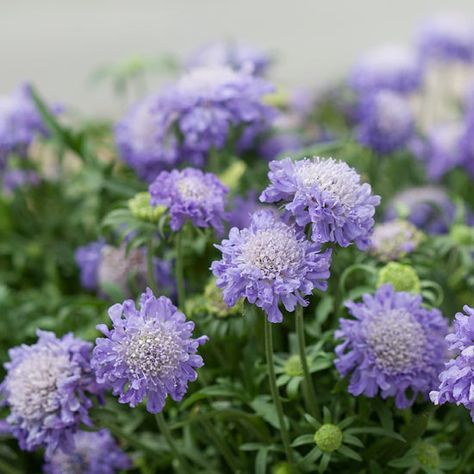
[2,0,474,116]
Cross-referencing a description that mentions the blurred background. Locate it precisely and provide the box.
[3,0,474,115]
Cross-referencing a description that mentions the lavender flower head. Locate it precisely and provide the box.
[211,209,332,323]
[369,220,424,261]
[0,83,51,163]
[186,41,271,75]
[417,13,474,63]
[75,240,105,291]
[356,90,414,154]
[430,306,474,420]
[227,191,263,230]
[349,45,422,94]
[91,289,208,413]
[260,156,381,249]
[150,167,228,232]
[43,429,131,474]
[385,186,455,234]
[0,330,102,455]
[335,285,448,408]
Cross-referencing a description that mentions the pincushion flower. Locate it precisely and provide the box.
[417,13,474,63]
[356,90,414,154]
[91,289,208,413]
[430,306,474,420]
[369,219,424,261]
[0,330,102,455]
[186,41,271,75]
[335,285,448,408]
[43,429,131,474]
[211,209,332,323]
[116,66,276,178]
[149,167,228,232]
[348,44,422,94]
[259,156,381,250]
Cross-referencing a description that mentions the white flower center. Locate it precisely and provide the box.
[129,102,159,153]
[374,92,411,134]
[177,66,239,95]
[176,176,211,202]
[363,309,426,375]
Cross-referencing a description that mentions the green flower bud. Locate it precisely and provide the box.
[415,442,440,469]
[271,462,292,474]
[204,279,243,318]
[377,262,421,293]
[128,192,166,223]
[283,354,304,377]
[314,424,343,453]
[450,224,474,246]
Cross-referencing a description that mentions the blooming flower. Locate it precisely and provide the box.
[116,66,276,179]
[356,90,414,154]
[348,45,422,94]
[430,306,474,420]
[186,41,271,75]
[384,186,455,234]
[43,429,131,474]
[211,209,332,323]
[149,167,228,232]
[417,13,474,63]
[2,169,40,195]
[260,156,381,249]
[75,240,105,291]
[335,285,448,408]
[0,330,102,455]
[91,289,208,413]
[369,219,424,261]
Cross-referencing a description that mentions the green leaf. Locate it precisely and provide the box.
[255,447,270,474]
[346,427,405,442]
[291,434,315,447]
[338,445,362,461]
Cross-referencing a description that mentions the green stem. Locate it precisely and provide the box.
[175,231,186,309]
[156,412,190,473]
[146,237,158,294]
[264,317,294,467]
[296,305,318,417]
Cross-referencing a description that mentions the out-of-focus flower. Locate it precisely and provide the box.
[430,306,474,420]
[369,220,424,261]
[260,156,380,249]
[377,262,421,293]
[227,191,264,230]
[211,209,332,323]
[335,285,448,408]
[43,429,131,474]
[2,169,40,195]
[203,278,244,318]
[149,168,228,233]
[356,90,414,154]
[417,13,474,63]
[385,186,455,234]
[75,240,105,291]
[259,132,304,160]
[186,41,271,75]
[91,289,208,413]
[348,45,422,94]
[0,330,102,455]
[128,191,166,223]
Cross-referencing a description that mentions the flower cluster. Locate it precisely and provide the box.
[430,306,474,420]
[0,330,102,455]
[91,289,208,413]
[149,167,228,232]
[335,285,448,408]
[211,210,332,323]
[260,156,381,249]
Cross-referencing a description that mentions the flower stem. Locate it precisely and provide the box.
[175,231,186,309]
[296,305,319,417]
[146,237,158,294]
[155,412,190,473]
[264,317,294,467]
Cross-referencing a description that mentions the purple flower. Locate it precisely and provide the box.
[369,219,424,261]
[43,429,131,474]
[260,156,381,249]
[149,167,228,232]
[186,41,271,76]
[335,285,448,409]
[430,306,474,420]
[349,45,422,94]
[227,191,263,230]
[356,90,414,154]
[2,169,40,194]
[91,289,208,413]
[75,240,105,291]
[0,330,102,455]
[211,209,332,323]
[0,83,53,163]
[384,186,455,234]
[417,13,474,63]
[116,66,276,179]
